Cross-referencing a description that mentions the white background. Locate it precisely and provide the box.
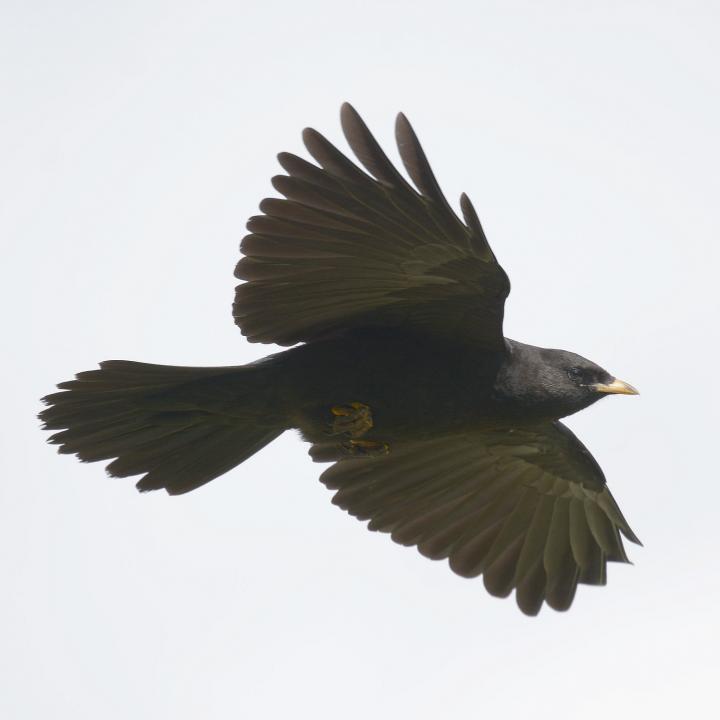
[3,1,719,718]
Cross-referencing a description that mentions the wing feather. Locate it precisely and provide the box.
[314,421,639,615]
[234,104,510,349]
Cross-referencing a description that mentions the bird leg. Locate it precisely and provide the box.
[329,402,374,438]
[328,403,389,456]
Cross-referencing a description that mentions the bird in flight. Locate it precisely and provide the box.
[41,104,640,615]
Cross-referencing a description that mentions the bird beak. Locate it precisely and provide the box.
[591,378,639,396]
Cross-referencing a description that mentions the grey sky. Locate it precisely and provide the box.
[2,1,719,718]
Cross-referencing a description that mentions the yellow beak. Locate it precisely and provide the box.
[591,378,639,396]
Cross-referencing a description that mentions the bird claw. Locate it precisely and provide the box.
[341,439,390,458]
[329,402,373,438]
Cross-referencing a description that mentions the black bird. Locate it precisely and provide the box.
[40,104,640,615]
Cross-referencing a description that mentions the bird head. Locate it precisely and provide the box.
[497,341,638,420]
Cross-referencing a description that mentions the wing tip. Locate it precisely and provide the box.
[301,126,320,145]
[459,192,493,259]
[395,110,410,128]
[340,101,357,120]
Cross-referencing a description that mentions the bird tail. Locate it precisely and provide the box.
[39,360,285,494]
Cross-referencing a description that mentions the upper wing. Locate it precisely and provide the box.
[312,421,641,616]
[233,103,510,350]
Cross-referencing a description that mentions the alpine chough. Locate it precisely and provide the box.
[41,104,640,615]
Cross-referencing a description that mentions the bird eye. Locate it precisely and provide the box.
[567,367,583,381]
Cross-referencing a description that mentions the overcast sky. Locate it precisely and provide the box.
[2,1,719,718]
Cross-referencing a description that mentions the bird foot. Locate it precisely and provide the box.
[329,402,373,438]
[341,439,390,457]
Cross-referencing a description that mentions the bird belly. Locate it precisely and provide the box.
[271,333,503,444]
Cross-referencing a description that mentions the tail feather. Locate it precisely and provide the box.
[136,425,280,494]
[40,360,284,495]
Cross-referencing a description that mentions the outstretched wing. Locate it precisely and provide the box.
[312,422,641,616]
[233,103,510,350]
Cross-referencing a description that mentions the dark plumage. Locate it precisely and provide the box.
[40,104,640,615]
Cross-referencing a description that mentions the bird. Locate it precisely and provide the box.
[40,103,640,616]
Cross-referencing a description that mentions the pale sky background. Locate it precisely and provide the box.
[2,1,719,718]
